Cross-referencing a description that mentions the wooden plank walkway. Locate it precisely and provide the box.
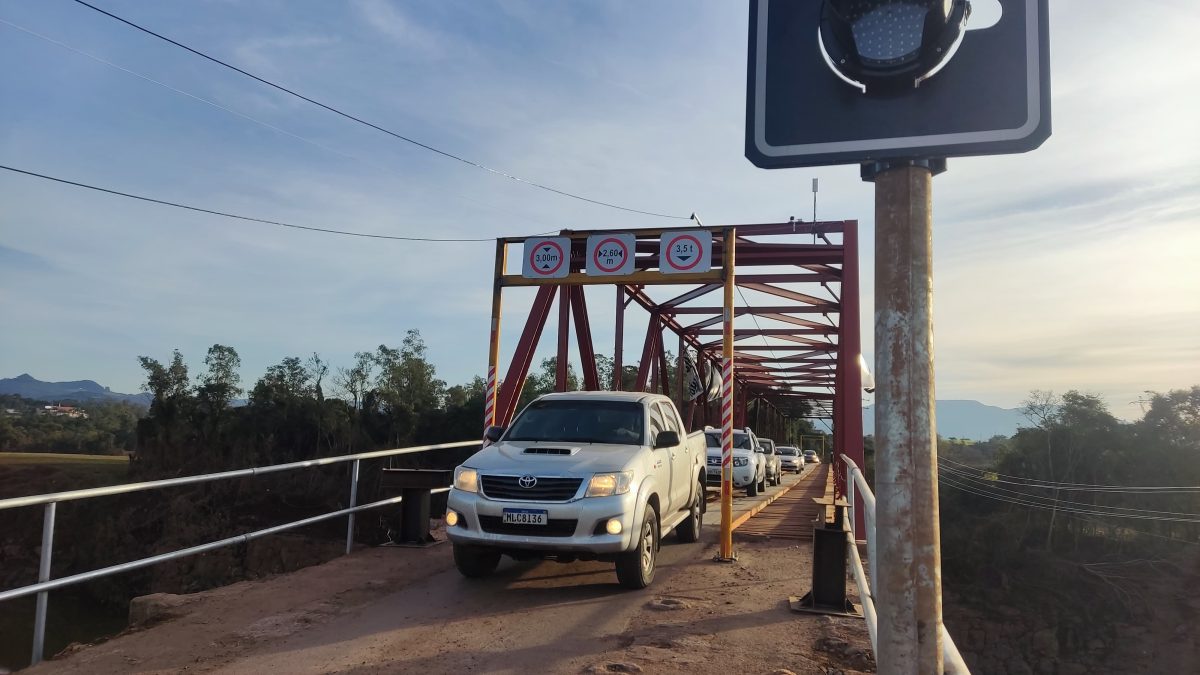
[733,463,833,541]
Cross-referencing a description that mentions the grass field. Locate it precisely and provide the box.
[0,452,131,499]
[0,452,130,465]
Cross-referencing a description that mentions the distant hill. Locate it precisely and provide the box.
[863,399,1026,441]
[0,374,152,407]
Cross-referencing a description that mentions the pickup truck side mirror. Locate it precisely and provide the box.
[484,425,505,443]
[654,430,680,449]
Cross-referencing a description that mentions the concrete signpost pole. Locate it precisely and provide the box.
[718,227,737,561]
[873,165,943,674]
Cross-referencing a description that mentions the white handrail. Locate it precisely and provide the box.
[0,440,478,511]
[0,440,477,664]
[841,456,971,674]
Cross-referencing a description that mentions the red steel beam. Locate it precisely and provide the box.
[692,328,838,336]
[634,313,660,392]
[497,285,557,425]
[570,286,600,391]
[834,221,865,531]
[613,286,625,390]
[673,305,838,315]
[739,282,836,308]
[556,284,570,391]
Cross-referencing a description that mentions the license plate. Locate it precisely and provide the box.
[502,509,547,526]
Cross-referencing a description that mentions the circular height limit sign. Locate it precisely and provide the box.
[586,233,636,276]
[659,230,712,274]
[521,237,571,279]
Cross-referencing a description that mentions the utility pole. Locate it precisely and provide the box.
[873,164,942,673]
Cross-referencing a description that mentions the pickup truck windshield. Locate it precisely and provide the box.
[505,400,645,445]
[705,432,752,449]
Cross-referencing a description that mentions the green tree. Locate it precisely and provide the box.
[372,330,446,445]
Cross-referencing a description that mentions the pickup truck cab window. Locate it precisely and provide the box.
[658,402,682,435]
[648,404,666,446]
[505,400,645,445]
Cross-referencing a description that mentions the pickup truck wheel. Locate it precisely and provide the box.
[453,544,501,579]
[746,478,758,497]
[758,473,767,493]
[675,480,704,543]
[616,509,658,589]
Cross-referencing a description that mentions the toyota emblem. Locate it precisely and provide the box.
[518,475,538,489]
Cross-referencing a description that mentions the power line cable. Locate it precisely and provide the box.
[943,475,1200,545]
[0,164,555,242]
[938,460,1200,495]
[938,455,1200,492]
[938,466,1200,518]
[0,17,561,232]
[938,475,1200,524]
[69,0,691,220]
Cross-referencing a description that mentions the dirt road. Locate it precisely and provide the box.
[27,468,872,674]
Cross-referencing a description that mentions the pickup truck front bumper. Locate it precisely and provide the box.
[446,487,638,555]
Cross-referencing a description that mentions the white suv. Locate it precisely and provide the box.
[704,429,767,496]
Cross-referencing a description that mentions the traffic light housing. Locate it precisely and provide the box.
[819,0,972,95]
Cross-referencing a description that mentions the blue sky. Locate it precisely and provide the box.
[1,0,1198,417]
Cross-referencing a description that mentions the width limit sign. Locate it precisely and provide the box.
[521,237,571,279]
[660,230,712,274]
[586,233,635,276]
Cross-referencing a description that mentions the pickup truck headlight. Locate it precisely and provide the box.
[733,457,749,467]
[454,467,479,493]
[586,471,634,497]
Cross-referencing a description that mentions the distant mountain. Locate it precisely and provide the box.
[863,399,1026,441]
[0,373,152,407]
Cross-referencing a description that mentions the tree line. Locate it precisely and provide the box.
[0,394,141,455]
[932,385,1200,641]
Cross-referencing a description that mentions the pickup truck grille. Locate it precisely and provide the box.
[480,476,583,501]
[706,456,721,466]
[478,516,578,537]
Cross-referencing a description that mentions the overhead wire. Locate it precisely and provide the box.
[68,0,692,220]
[938,465,1200,518]
[0,164,556,242]
[0,17,563,233]
[938,455,1200,492]
[937,475,1200,523]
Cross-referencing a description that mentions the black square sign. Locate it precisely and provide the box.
[746,0,1051,169]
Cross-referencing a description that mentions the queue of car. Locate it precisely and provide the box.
[446,391,822,589]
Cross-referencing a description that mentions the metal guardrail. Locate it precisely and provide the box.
[0,439,477,665]
[841,456,971,674]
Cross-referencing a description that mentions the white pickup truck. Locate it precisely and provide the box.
[446,391,707,589]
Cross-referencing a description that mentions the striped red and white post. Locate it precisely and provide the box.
[720,355,734,525]
[483,365,498,436]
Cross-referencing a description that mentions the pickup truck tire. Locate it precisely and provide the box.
[758,473,767,493]
[453,544,501,578]
[675,479,704,543]
[746,478,758,497]
[616,508,658,589]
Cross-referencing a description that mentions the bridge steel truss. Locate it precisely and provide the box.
[483,221,865,531]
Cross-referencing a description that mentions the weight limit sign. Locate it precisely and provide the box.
[660,230,712,274]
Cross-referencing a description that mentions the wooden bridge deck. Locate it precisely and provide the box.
[734,463,833,541]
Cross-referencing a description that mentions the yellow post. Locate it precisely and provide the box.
[484,239,507,432]
[718,227,736,561]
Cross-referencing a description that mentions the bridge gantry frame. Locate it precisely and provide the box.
[482,220,865,535]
